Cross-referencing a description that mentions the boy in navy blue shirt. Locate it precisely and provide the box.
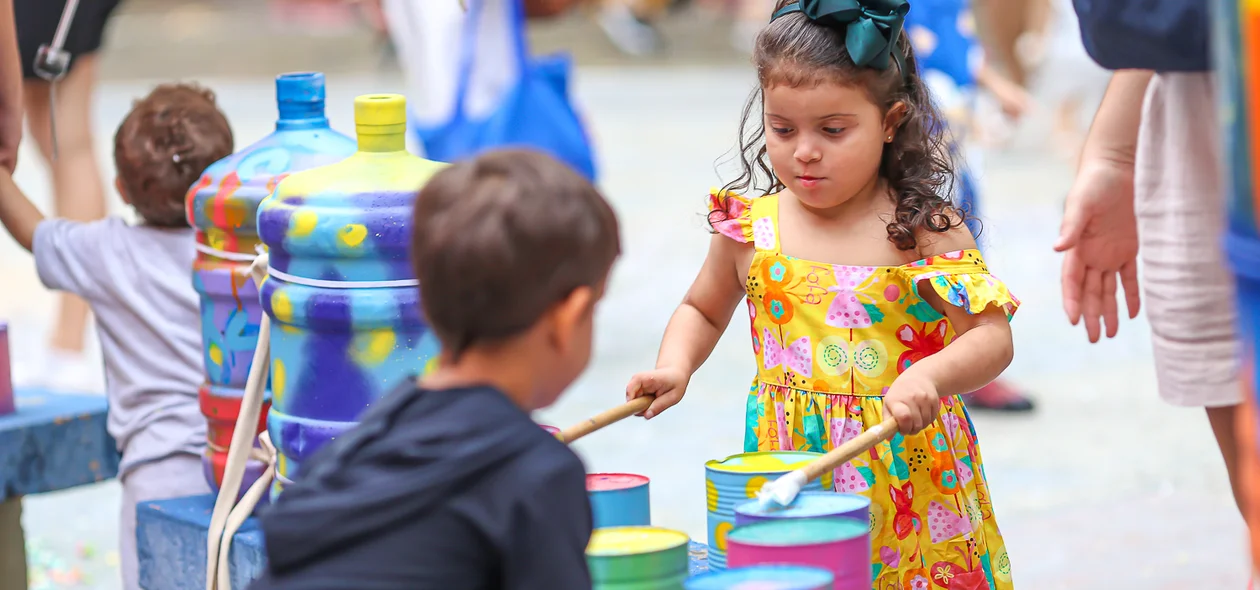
[250,149,621,589]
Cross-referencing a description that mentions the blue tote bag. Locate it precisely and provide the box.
[413,0,598,181]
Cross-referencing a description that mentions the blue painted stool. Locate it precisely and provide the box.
[137,495,264,590]
[0,389,117,590]
[0,389,118,497]
[138,494,714,589]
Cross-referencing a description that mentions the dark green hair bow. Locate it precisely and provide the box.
[772,0,910,76]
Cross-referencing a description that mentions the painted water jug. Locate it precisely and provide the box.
[258,93,446,499]
[188,72,357,497]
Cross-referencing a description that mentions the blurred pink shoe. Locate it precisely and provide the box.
[963,379,1034,412]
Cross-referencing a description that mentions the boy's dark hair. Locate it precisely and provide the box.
[716,0,967,252]
[114,83,234,228]
[411,149,620,358]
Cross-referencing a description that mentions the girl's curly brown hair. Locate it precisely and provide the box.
[712,1,969,252]
[114,83,234,228]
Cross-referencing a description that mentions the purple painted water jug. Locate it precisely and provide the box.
[187,72,357,498]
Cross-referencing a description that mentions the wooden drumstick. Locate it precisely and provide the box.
[758,417,900,508]
[558,397,653,444]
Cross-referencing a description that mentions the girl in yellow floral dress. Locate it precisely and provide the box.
[625,1,1017,588]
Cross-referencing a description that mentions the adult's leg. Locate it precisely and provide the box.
[1208,404,1245,513]
[973,0,1033,86]
[1136,73,1244,512]
[22,54,107,355]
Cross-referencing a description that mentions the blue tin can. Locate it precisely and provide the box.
[588,473,651,529]
[704,451,827,571]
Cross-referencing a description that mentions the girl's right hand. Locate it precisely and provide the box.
[626,368,690,420]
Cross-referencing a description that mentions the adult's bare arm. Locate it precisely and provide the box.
[0,0,22,173]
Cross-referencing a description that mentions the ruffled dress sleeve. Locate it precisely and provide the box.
[706,189,755,244]
[903,250,1020,321]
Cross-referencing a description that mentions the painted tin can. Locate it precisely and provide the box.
[188,72,358,496]
[588,473,651,528]
[734,492,870,528]
[540,424,560,436]
[684,565,834,590]
[258,94,447,499]
[705,451,827,571]
[726,518,870,590]
[0,322,11,416]
[587,526,690,590]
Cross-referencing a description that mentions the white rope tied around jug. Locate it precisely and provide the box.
[198,240,420,289]
[194,242,260,263]
[265,266,419,289]
[205,251,277,590]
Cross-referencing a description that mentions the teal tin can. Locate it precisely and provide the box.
[704,451,828,571]
[588,473,651,528]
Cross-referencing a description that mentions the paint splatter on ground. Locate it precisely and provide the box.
[26,539,118,589]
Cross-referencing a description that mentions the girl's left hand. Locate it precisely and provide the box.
[883,375,941,435]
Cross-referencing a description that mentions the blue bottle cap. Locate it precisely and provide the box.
[275,72,326,125]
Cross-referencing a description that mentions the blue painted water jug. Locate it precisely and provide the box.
[187,72,357,497]
[257,94,447,499]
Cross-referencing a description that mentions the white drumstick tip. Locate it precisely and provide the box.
[756,470,808,509]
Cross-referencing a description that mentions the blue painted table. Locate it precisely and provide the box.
[0,389,118,498]
[138,494,712,590]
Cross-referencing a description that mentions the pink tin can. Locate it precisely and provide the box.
[0,322,12,416]
[726,518,870,590]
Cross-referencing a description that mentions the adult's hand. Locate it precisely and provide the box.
[1053,70,1152,343]
[1055,157,1140,343]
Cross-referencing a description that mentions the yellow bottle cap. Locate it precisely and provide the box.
[354,94,407,135]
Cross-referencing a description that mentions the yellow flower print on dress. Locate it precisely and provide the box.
[760,256,796,325]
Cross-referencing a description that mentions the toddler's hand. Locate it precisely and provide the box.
[883,375,940,435]
[625,368,689,420]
